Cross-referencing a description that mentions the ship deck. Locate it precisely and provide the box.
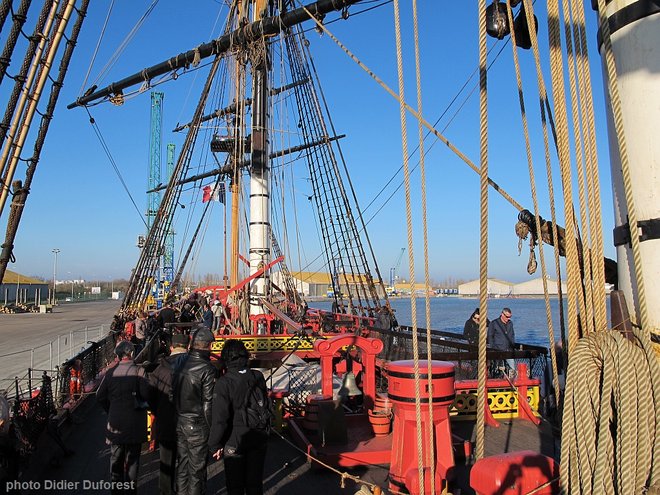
[26,398,558,494]
[4,301,559,494]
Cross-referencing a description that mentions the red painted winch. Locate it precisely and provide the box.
[386,360,456,495]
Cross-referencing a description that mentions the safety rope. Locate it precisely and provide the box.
[391,0,425,491]
[270,429,383,494]
[475,0,489,462]
[560,327,660,493]
[595,0,649,332]
[410,0,436,490]
[505,0,561,408]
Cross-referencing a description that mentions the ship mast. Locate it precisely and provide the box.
[249,0,271,316]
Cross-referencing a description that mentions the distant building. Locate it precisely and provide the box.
[458,277,570,296]
[512,277,567,296]
[458,279,513,297]
[271,271,331,297]
[1,269,49,304]
[271,271,387,298]
[392,282,431,295]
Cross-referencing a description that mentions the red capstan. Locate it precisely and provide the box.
[387,360,456,495]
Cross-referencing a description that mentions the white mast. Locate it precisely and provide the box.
[248,0,271,317]
[599,2,660,334]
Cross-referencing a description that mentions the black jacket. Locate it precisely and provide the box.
[173,350,216,426]
[97,360,150,444]
[149,351,187,442]
[209,360,268,454]
[463,318,479,345]
[157,307,176,330]
[487,317,516,351]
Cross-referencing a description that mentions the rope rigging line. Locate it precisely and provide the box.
[391,0,426,491]
[78,0,114,96]
[0,0,32,87]
[0,0,92,285]
[269,428,383,494]
[122,54,224,310]
[475,0,490,463]
[303,34,389,306]
[82,0,160,94]
[569,0,607,333]
[570,0,606,333]
[504,0,561,409]
[284,27,380,311]
[409,0,436,489]
[560,0,596,337]
[84,108,148,229]
[360,34,512,221]
[297,1,525,215]
[545,0,582,355]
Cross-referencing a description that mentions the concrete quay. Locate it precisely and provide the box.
[0,300,121,387]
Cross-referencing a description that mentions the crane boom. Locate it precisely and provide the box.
[389,248,406,291]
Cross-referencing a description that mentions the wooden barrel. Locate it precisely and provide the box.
[368,409,392,436]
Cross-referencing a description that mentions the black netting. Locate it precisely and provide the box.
[283,366,320,417]
[369,326,548,381]
[12,373,56,456]
[57,332,117,407]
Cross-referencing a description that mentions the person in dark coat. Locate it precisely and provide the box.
[209,340,268,495]
[157,303,177,331]
[148,334,189,495]
[487,307,516,374]
[173,327,217,495]
[97,341,150,494]
[463,308,489,346]
[201,304,214,329]
[178,304,195,324]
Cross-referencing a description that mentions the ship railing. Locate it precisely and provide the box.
[367,325,548,383]
[0,325,115,462]
[56,330,118,408]
[2,369,59,459]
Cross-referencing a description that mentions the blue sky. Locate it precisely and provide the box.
[3,0,615,284]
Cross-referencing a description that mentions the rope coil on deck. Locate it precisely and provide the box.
[560,327,660,493]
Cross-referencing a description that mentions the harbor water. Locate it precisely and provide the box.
[315,296,610,349]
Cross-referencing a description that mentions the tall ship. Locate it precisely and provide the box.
[0,0,658,493]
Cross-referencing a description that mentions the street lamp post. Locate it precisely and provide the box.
[52,249,60,305]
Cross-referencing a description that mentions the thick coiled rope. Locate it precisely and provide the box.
[560,328,660,493]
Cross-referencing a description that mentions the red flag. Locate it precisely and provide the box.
[201,183,225,203]
[202,185,213,203]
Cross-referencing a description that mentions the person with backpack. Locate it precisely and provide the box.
[209,340,271,495]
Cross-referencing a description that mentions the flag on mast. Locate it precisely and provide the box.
[202,182,225,203]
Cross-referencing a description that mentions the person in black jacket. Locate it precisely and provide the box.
[149,334,189,495]
[209,340,268,495]
[173,327,216,495]
[463,308,489,346]
[97,341,150,494]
